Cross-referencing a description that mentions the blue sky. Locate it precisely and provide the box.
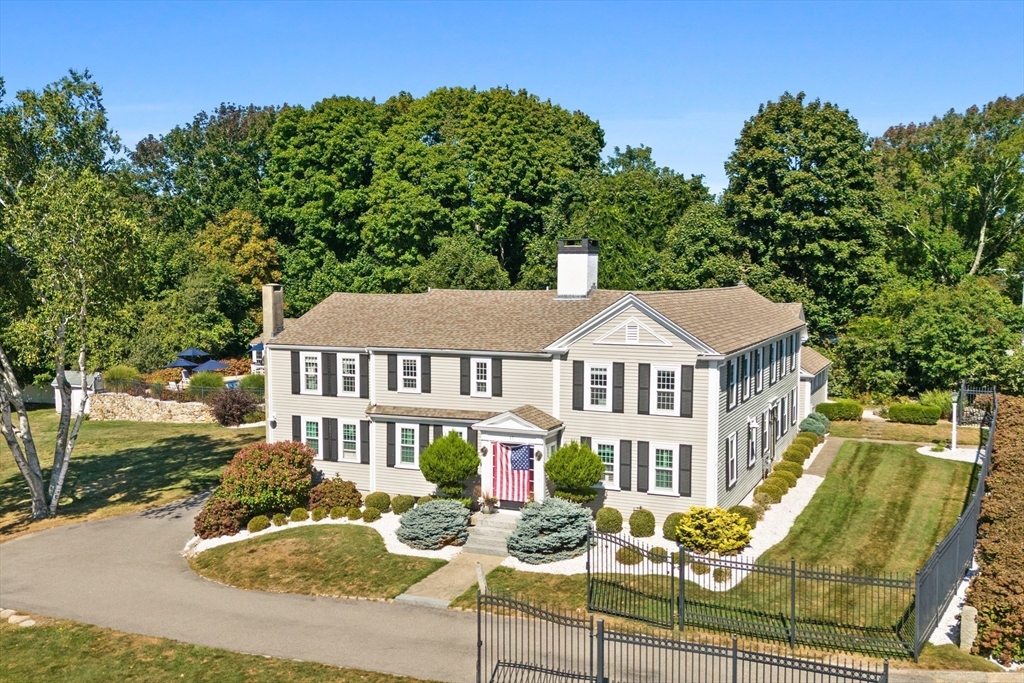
[2,1,1022,192]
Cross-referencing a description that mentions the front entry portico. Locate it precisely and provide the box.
[472,406,563,509]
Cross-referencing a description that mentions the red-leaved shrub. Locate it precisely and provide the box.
[208,389,261,426]
[193,493,250,539]
[309,476,362,511]
[218,441,315,516]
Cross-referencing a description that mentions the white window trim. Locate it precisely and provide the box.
[755,348,763,393]
[790,389,798,426]
[300,352,321,395]
[747,423,758,469]
[339,354,359,396]
[741,353,751,401]
[340,422,359,462]
[781,396,789,435]
[790,335,798,372]
[594,439,619,490]
[470,357,492,398]
[649,442,678,496]
[726,432,738,487]
[443,425,468,440]
[584,361,612,413]
[768,344,776,385]
[396,422,419,469]
[762,409,771,454]
[303,417,322,459]
[650,364,680,416]
[397,355,421,394]
[727,359,738,409]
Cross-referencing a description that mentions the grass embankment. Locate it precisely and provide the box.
[0,406,262,540]
[0,618,439,682]
[189,525,446,600]
[828,420,981,445]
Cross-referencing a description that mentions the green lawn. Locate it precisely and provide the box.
[0,618,439,682]
[827,420,981,446]
[0,406,263,539]
[189,524,446,599]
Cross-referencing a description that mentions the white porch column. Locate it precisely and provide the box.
[480,440,494,498]
[534,445,546,503]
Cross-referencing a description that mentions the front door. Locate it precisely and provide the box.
[492,442,534,508]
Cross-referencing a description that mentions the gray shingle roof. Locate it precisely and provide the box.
[801,346,833,375]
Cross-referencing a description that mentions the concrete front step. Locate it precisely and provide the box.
[464,512,519,557]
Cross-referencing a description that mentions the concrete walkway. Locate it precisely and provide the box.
[396,552,504,608]
[0,495,478,683]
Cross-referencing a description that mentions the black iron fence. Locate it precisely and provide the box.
[584,387,997,661]
[477,591,889,683]
[104,378,264,403]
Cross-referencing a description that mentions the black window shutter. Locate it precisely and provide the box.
[580,436,591,449]
[292,415,302,442]
[386,422,396,467]
[612,362,624,414]
[419,424,430,453]
[460,357,470,395]
[434,424,443,441]
[323,353,337,397]
[324,418,338,461]
[679,365,694,418]
[619,440,632,491]
[636,441,649,492]
[360,420,370,464]
[359,353,370,398]
[291,351,300,395]
[492,358,502,397]
[679,445,692,497]
[387,354,397,391]
[637,363,650,415]
[421,356,431,393]
[572,361,584,411]
[468,428,477,449]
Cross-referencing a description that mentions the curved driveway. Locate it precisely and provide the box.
[0,496,476,683]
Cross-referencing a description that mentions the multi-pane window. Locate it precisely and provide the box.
[341,356,357,394]
[781,396,788,434]
[305,420,320,457]
[748,424,758,468]
[342,423,357,460]
[653,447,674,491]
[401,356,419,391]
[727,359,737,409]
[768,344,776,384]
[762,410,770,454]
[726,433,738,487]
[777,340,784,379]
[303,354,319,392]
[472,358,491,397]
[443,425,468,440]
[790,389,798,425]
[741,354,750,401]
[400,426,416,465]
[588,363,609,409]
[655,368,676,413]
[596,442,616,487]
[755,348,763,393]
[790,336,798,372]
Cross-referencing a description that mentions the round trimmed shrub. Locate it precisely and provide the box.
[751,503,766,520]
[209,389,261,426]
[247,515,270,533]
[311,507,328,522]
[754,482,784,504]
[396,499,471,549]
[506,497,592,564]
[888,403,941,425]
[365,492,391,513]
[417,495,433,505]
[419,432,480,500]
[774,461,803,479]
[362,507,381,523]
[773,469,797,488]
[218,442,315,517]
[817,400,862,422]
[648,547,668,564]
[691,561,710,575]
[799,417,826,436]
[786,443,812,460]
[675,506,752,555]
[346,507,362,520]
[663,512,684,542]
[290,507,309,522]
[629,509,656,538]
[797,430,821,443]
[595,507,623,534]
[713,567,732,584]
[272,512,288,526]
[309,476,362,512]
[765,474,791,494]
[753,491,774,508]
[392,494,416,515]
[727,505,758,530]
[794,434,818,449]
[329,506,345,520]
[545,441,604,503]
[616,547,644,565]
[193,492,250,539]
[808,411,831,429]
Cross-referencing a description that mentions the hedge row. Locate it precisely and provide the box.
[816,400,862,421]
[887,403,941,425]
[965,394,1024,666]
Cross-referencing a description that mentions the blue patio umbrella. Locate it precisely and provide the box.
[191,359,229,373]
[165,358,198,369]
[176,347,211,360]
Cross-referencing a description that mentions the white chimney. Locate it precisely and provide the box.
[556,239,599,298]
[262,284,284,342]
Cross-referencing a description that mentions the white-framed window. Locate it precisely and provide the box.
[301,353,320,394]
[747,423,758,469]
[790,389,798,425]
[741,353,751,401]
[398,355,420,393]
[790,335,798,372]
[341,422,358,461]
[726,432,738,488]
[471,357,491,397]
[762,410,770,454]
[595,440,618,489]
[776,340,784,379]
[781,396,789,434]
[768,343,776,385]
[754,348,763,393]
[651,365,679,415]
[397,423,418,467]
[651,444,676,494]
[340,355,358,395]
[727,359,738,409]
[443,425,469,440]
[304,418,321,458]
[625,322,640,343]
[586,362,611,412]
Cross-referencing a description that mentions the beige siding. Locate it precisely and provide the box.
[560,307,711,516]
[370,421,437,497]
[810,378,829,408]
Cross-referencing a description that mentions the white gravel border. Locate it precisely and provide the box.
[182,510,463,562]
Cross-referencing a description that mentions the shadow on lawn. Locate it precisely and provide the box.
[0,432,248,537]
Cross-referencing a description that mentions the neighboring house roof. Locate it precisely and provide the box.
[365,403,562,431]
[250,318,297,347]
[270,286,804,356]
[51,371,102,390]
[801,346,832,375]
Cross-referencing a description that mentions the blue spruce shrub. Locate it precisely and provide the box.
[799,415,827,435]
[396,499,471,550]
[506,497,592,564]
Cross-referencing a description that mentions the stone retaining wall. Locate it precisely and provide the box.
[90,393,216,423]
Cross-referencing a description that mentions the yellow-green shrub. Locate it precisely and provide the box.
[674,506,751,555]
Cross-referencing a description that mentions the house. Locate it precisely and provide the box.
[799,346,832,420]
[51,371,102,415]
[261,239,825,522]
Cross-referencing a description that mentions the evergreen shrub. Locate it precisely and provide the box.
[365,492,391,513]
[786,443,812,460]
[774,461,803,479]
[392,494,416,515]
[329,506,345,520]
[290,507,308,522]
[506,498,592,564]
[272,513,287,526]
[888,403,941,425]
[346,507,362,520]
[419,432,479,500]
[817,400,862,421]
[753,492,774,508]
[809,411,831,429]
[309,476,362,511]
[713,567,732,583]
[629,509,656,537]
[247,515,270,533]
[362,507,381,523]
[691,561,710,575]
[311,507,327,522]
[766,474,791,494]
[675,506,751,555]
[799,417,826,436]
[595,507,623,533]
[772,469,797,488]
[727,505,758,529]
[417,495,433,505]
[662,512,684,542]
[396,499,471,549]
[754,482,784,504]
[545,442,604,503]
[616,547,643,565]
[649,547,668,564]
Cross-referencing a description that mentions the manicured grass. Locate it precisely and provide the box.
[828,420,981,445]
[189,524,446,599]
[450,566,587,611]
[0,406,263,539]
[903,644,1003,672]
[0,618,438,682]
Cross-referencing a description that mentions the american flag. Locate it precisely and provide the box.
[493,443,533,503]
